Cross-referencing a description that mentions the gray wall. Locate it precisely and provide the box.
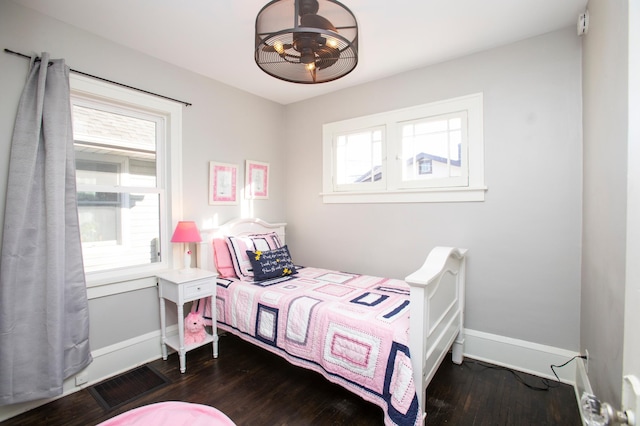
[0,1,285,350]
[581,0,629,405]
[283,28,584,350]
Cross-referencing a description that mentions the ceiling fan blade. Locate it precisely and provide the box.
[262,43,293,53]
[300,14,337,32]
[315,45,340,70]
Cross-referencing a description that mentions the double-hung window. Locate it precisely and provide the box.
[70,74,182,289]
[322,93,486,203]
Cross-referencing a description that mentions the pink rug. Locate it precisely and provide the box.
[98,401,236,426]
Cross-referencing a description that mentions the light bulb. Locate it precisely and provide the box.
[326,37,338,48]
[274,40,285,54]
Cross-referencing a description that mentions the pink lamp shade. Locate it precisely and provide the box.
[171,221,202,272]
[171,221,202,243]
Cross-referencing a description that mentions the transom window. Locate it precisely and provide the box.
[322,93,486,203]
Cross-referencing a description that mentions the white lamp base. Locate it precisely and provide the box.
[179,247,195,274]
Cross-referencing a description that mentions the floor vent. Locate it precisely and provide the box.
[88,365,170,410]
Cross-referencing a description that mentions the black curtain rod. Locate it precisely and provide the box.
[4,48,192,107]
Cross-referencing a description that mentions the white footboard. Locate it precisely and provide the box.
[405,246,467,423]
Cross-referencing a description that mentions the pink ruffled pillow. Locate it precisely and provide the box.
[213,237,236,278]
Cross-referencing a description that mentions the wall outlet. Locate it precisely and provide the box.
[75,372,88,386]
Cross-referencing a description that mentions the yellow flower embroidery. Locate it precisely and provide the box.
[283,268,292,275]
[254,250,262,260]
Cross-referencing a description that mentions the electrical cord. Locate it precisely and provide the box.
[551,355,587,382]
[462,355,587,391]
[463,359,557,391]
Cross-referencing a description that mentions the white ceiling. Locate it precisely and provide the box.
[12,0,588,105]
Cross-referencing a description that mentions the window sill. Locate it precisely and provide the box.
[85,266,170,299]
[320,186,487,204]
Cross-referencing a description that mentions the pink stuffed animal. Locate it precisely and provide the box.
[184,312,206,345]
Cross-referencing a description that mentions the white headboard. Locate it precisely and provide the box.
[196,218,287,273]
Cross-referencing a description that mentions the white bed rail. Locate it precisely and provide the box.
[405,246,467,423]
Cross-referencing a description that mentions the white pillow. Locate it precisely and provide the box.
[225,232,282,281]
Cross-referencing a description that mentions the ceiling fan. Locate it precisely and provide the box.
[255,0,359,84]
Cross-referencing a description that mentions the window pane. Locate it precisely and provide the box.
[449,130,462,177]
[78,201,119,242]
[73,105,156,151]
[401,113,465,182]
[73,104,157,188]
[76,159,120,186]
[336,130,382,184]
[78,192,160,273]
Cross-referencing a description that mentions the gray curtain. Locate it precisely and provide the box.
[0,53,92,405]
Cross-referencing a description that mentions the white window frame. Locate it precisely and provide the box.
[334,125,386,192]
[70,74,183,296]
[322,93,486,203]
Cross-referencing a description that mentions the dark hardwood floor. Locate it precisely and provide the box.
[2,333,582,425]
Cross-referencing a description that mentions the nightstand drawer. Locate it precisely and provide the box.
[184,280,214,299]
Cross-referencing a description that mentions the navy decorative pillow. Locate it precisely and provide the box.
[246,245,297,281]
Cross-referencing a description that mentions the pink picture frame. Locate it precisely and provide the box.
[209,162,238,205]
[245,160,269,199]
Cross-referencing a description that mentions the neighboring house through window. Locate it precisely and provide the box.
[322,93,486,203]
[70,74,182,290]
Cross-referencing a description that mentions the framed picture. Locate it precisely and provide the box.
[209,162,238,205]
[245,160,269,199]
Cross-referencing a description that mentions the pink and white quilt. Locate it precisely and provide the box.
[192,266,420,426]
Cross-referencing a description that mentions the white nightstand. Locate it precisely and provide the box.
[157,268,218,373]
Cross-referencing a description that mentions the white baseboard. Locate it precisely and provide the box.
[0,325,177,422]
[463,328,588,424]
[463,328,581,385]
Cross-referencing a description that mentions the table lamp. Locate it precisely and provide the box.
[170,221,202,273]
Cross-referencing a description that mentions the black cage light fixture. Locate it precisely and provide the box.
[255,0,358,84]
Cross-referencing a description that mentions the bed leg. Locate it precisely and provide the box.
[451,336,464,365]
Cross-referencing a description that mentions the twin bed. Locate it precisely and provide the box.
[193,218,467,426]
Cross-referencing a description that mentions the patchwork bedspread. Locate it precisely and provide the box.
[192,266,420,426]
